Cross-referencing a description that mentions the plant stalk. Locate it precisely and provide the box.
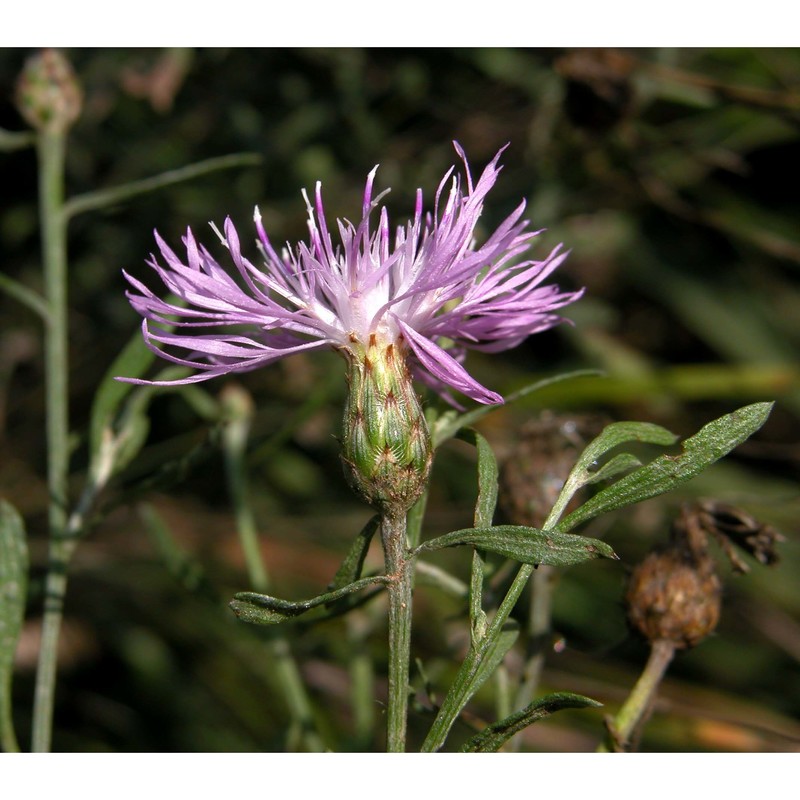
[600,638,676,752]
[221,391,324,752]
[31,129,71,753]
[421,562,533,751]
[422,492,569,752]
[381,512,413,752]
[507,563,556,750]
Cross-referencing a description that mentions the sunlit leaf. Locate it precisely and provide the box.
[557,402,774,532]
[414,525,617,567]
[545,420,677,524]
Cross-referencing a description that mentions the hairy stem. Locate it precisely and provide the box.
[382,512,413,752]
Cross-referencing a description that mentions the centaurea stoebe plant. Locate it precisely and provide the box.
[116,143,774,754]
[119,142,580,749]
[3,49,778,757]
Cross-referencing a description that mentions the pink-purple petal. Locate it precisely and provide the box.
[120,142,581,404]
[396,318,503,405]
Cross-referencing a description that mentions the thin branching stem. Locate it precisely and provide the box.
[31,129,71,753]
[63,153,262,221]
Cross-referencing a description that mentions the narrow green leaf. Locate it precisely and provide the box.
[414,525,617,567]
[547,421,677,523]
[456,429,498,529]
[575,421,678,470]
[230,575,388,626]
[89,330,161,460]
[456,429,499,642]
[461,692,602,752]
[557,402,774,532]
[406,486,429,550]
[0,501,28,753]
[330,514,380,591]
[90,326,189,480]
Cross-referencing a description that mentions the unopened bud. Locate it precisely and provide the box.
[341,335,432,515]
[15,49,82,134]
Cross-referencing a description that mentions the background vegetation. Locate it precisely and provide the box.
[1,47,798,751]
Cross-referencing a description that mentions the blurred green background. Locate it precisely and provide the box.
[0,48,798,752]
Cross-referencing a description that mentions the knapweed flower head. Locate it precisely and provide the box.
[123,142,580,402]
[122,142,582,512]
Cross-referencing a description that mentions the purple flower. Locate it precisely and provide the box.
[121,143,581,405]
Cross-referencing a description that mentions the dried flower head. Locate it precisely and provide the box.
[626,546,722,650]
[120,143,581,407]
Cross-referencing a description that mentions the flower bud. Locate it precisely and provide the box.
[341,334,432,515]
[15,49,82,134]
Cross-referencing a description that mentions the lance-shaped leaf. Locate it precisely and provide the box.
[557,402,774,533]
[230,575,388,626]
[462,692,602,752]
[456,428,499,640]
[546,420,678,524]
[457,429,498,529]
[0,501,28,753]
[90,330,162,460]
[413,525,617,567]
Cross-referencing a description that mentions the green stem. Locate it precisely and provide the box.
[600,639,676,752]
[266,636,325,752]
[421,562,533,752]
[63,153,262,220]
[381,512,413,753]
[421,499,566,752]
[220,392,323,752]
[31,129,71,753]
[508,564,556,751]
[236,521,324,752]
